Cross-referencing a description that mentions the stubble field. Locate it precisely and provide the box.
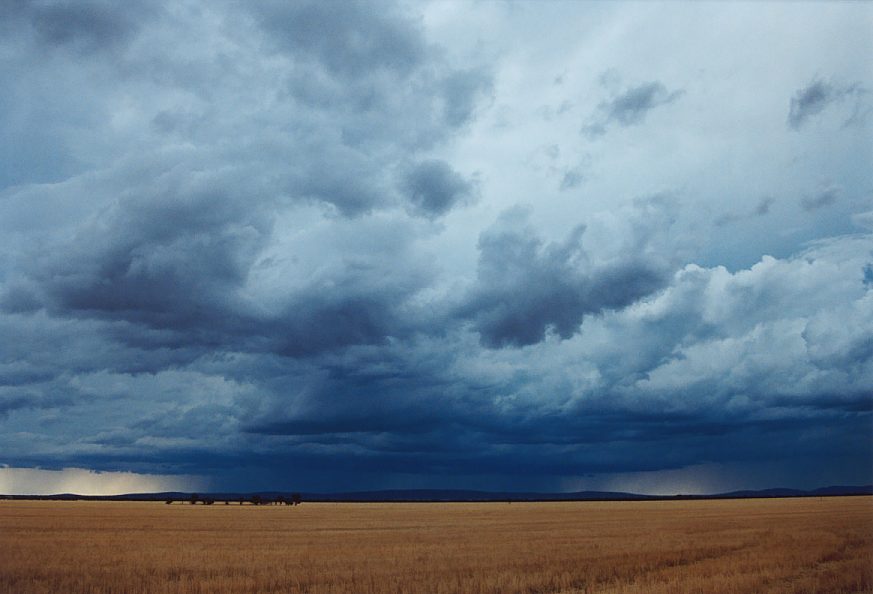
[0,496,871,594]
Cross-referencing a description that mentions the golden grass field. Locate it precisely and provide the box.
[1,496,871,594]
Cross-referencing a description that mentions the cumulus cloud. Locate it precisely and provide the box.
[1,0,871,493]
[0,0,490,354]
[3,232,872,489]
[619,238,873,410]
[459,207,666,347]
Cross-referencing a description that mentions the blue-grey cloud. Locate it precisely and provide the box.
[715,196,775,227]
[753,196,775,216]
[1,0,871,495]
[584,81,683,137]
[0,0,489,349]
[789,81,833,129]
[253,0,425,78]
[459,208,666,347]
[440,68,494,127]
[606,82,683,125]
[0,0,151,54]
[560,167,584,191]
[801,185,840,211]
[402,160,475,218]
[788,79,867,129]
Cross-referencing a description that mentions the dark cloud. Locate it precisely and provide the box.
[0,395,31,418]
[254,1,491,152]
[0,284,41,314]
[0,0,489,353]
[440,68,494,127]
[12,173,433,358]
[291,149,392,216]
[584,81,683,137]
[4,228,873,490]
[31,4,135,51]
[559,168,584,191]
[713,212,740,228]
[788,81,832,129]
[243,367,454,438]
[1,0,149,53]
[24,167,267,334]
[1,0,871,495]
[753,196,775,216]
[252,4,491,216]
[788,79,866,129]
[801,185,840,211]
[125,362,873,489]
[606,82,683,125]
[402,160,475,218]
[459,208,666,347]
[714,196,775,227]
[253,1,425,78]
[0,1,161,189]
[272,290,420,357]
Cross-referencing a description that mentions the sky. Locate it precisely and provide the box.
[1,0,872,496]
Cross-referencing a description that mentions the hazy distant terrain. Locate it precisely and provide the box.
[4,484,871,502]
[1,497,870,593]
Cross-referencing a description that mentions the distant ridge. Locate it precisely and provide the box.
[289,485,873,502]
[300,489,654,502]
[2,485,871,502]
[716,485,873,499]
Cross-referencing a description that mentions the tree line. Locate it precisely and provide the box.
[166,493,303,505]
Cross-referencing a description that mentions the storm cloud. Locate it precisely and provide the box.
[460,208,666,347]
[1,0,871,495]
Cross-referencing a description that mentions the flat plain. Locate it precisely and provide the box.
[0,496,870,594]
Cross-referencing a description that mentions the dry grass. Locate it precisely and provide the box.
[1,496,871,593]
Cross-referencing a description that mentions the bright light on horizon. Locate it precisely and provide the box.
[0,466,206,496]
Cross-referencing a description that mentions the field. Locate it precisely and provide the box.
[1,497,871,594]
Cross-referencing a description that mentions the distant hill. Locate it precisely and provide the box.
[717,485,873,499]
[298,489,657,502]
[2,485,871,502]
[299,485,873,502]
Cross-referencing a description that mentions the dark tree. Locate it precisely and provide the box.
[190,493,199,505]
[251,494,262,506]
[292,493,302,506]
